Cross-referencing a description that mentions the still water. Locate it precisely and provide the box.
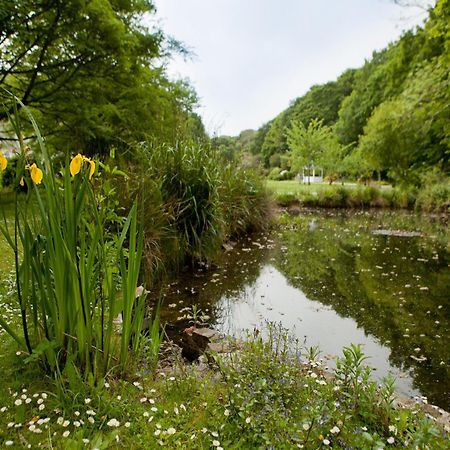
[159,209,450,410]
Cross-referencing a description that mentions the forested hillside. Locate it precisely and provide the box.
[247,0,449,188]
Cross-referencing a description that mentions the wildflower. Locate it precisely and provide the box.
[4,441,13,446]
[125,422,131,428]
[330,426,340,434]
[323,438,330,446]
[166,427,176,435]
[224,409,230,416]
[57,417,64,425]
[88,416,95,424]
[86,410,96,416]
[70,154,83,176]
[388,425,397,434]
[39,404,45,411]
[212,440,220,447]
[245,417,251,424]
[69,153,95,179]
[62,430,70,438]
[28,163,43,184]
[84,398,91,404]
[74,421,81,427]
[14,399,22,406]
[0,152,7,171]
[107,418,120,427]
[62,420,70,427]
[82,439,90,444]
[387,437,395,444]
[154,429,161,436]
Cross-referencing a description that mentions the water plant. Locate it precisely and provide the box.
[0,98,148,379]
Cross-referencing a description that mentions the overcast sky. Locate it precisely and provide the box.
[153,0,430,136]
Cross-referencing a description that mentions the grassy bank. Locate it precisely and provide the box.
[0,305,448,449]
[267,180,449,212]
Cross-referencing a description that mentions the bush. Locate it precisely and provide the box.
[416,176,450,212]
[130,142,271,275]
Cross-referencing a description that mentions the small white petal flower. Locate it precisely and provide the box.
[85,398,91,404]
[125,422,131,428]
[5,441,13,446]
[38,404,45,411]
[388,425,397,434]
[14,399,22,406]
[88,417,95,424]
[167,427,176,435]
[387,437,395,444]
[62,420,70,427]
[323,438,330,446]
[212,440,220,447]
[330,426,340,434]
[107,418,120,427]
[154,429,161,436]
[245,417,251,424]
[62,430,70,438]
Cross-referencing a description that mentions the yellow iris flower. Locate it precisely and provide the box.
[29,163,43,185]
[70,153,83,176]
[70,153,95,179]
[0,152,7,171]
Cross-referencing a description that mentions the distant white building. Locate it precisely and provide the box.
[301,165,323,184]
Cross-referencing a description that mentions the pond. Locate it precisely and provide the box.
[158,209,450,411]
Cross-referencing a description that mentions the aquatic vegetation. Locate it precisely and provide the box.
[0,99,148,379]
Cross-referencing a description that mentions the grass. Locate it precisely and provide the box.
[266,180,417,209]
[267,180,450,212]
[0,320,448,448]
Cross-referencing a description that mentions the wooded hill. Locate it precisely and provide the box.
[229,0,449,187]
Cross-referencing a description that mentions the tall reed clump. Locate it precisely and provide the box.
[129,141,272,278]
[219,165,272,237]
[0,100,147,380]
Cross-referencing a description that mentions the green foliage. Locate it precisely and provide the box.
[250,1,449,187]
[123,141,271,277]
[286,118,341,178]
[416,169,450,212]
[0,100,147,379]
[0,0,204,155]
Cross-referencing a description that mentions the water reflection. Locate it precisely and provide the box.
[158,210,450,410]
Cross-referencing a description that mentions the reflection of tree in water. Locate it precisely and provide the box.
[276,211,450,409]
[157,233,276,327]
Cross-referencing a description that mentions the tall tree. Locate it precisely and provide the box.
[0,0,199,154]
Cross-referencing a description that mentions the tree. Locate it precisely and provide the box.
[286,119,339,183]
[0,0,199,154]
